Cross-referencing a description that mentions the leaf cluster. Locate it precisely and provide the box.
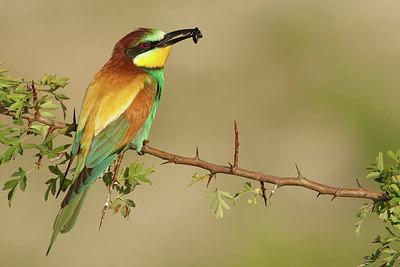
[0,65,71,205]
[103,162,154,218]
[189,174,268,218]
[357,150,400,266]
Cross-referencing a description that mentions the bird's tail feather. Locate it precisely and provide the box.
[46,186,91,255]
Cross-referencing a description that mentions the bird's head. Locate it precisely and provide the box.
[112,28,202,69]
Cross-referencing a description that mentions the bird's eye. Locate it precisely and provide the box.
[140,42,150,49]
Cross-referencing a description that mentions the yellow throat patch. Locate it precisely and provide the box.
[133,46,172,69]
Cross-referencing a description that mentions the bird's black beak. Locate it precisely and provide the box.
[157,27,203,47]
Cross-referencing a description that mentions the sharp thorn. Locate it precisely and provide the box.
[228,162,233,171]
[317,192,321,198]
[356,179,363,189]
[195,145,199,159]
[161,160,173,165]
[73,108,77,125]
[206,173,214,187]
[331,190,341,201]
[295,163,303,179]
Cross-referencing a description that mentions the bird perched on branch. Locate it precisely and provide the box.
[46,27,203,255]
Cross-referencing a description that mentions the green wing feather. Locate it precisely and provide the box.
[46,114,131,255]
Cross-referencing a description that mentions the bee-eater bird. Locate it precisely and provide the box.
[46,27,202,255]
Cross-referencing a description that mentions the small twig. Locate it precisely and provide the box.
[99,152,125,230]
[269,182,278,198]
[49,152,66,162]
[31,81,40,116]
[111,153,124,187]
[26,83,33,134]
[233,120,239,170]
[99,188,112,231]
[36,125,55,168]
[260,181,267,206]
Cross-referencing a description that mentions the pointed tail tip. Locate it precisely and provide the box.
[46,241,54,256]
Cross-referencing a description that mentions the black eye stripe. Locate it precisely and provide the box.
[124,41,157,58]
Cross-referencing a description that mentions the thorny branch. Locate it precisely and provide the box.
[0,109,389,202]
[140,144,388,202]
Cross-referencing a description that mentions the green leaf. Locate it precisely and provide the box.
[39,101,59,110]
[42,132,57,144]
[207,190,217,199]
[22,143,39,149]
[54,93,70,100]
[219,190,233,200]
[385,227,396,238]
[390,184,400,196]
[43,74,55,85]
[120,203,128,218]
[102,172,113,187]
[136,174,152,184]
[210,195,218,210]
[30,123,50,136]
[8,101,23,118]
[244,182,252,191]
[39,111,55,118]
[126,199,136,207]
[110,198,122,214]
[12,120,24,126]
[215,206,223,219]
[7,187,16,207]
[126,162,153,185]
[60,101,67,119]
[387,151,398,161]
[248,198,257,205]
[44,185,51,201]
[209,189,231,219]
[188,173,210,187]
[366,171,380,179]
[10,93,25,101]
[3,178,19,190]
[219,198,230,210]
[377,151,384,171]
[48,165,62,175]
[355,203,372,237]
[2,167,27,206]
[0,129,11,136]
[54,77,69,87]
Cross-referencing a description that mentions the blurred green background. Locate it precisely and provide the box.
[1,0,400,266]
